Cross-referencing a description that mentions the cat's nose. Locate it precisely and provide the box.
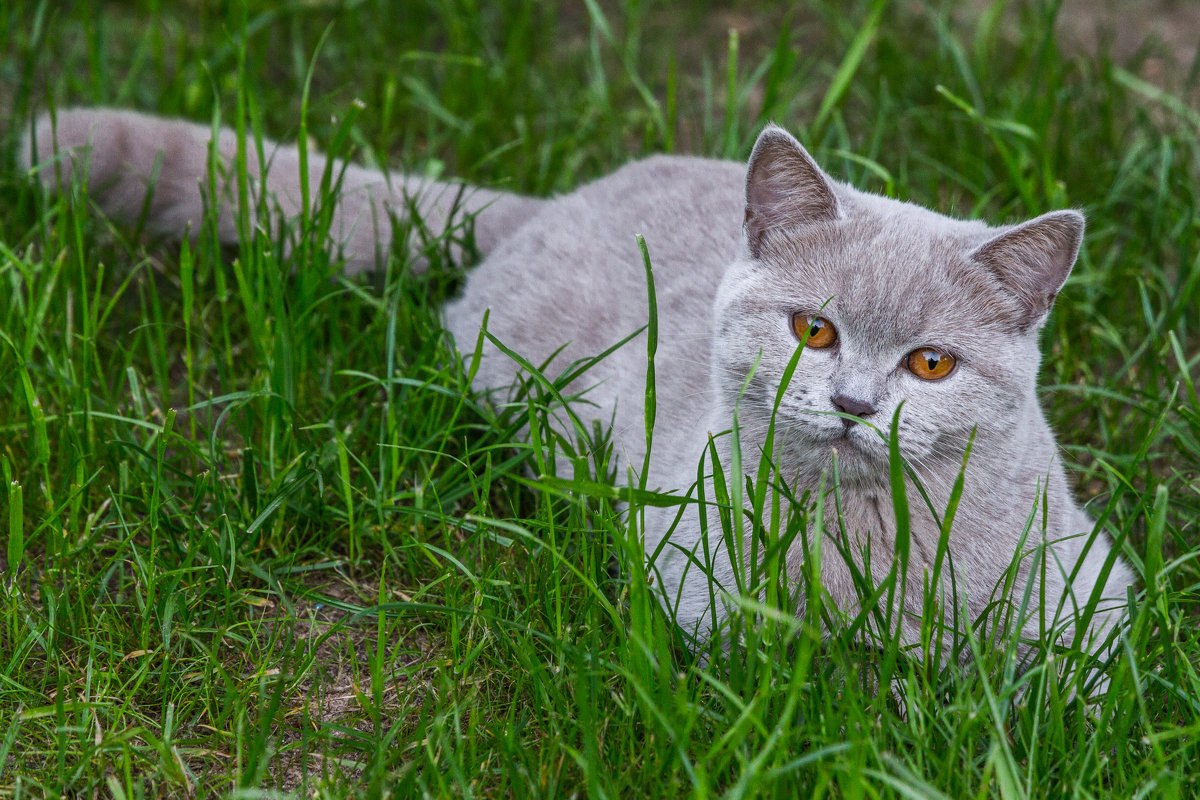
[830,393,876,420]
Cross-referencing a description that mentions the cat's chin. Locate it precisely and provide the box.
[780,425,894,490]
[824,439,892,489]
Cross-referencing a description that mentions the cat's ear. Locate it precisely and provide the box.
[971,209,1084,329]
[744,125,840,258]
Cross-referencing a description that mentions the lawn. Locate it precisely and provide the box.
[1,0,1199,796]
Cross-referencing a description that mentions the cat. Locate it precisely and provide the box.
[19,108,1134,672]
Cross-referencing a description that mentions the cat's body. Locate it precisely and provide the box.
[20,108,1133,661]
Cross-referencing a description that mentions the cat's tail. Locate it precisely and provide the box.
[17,107,545,273]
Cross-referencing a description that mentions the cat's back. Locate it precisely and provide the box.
[462,152,745,298]
[443,153,745,470]
[447,154,744,380]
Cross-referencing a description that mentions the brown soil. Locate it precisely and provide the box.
[1058,0,1200,75]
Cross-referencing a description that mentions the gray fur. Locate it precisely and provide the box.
[19,108,543,272]
[20,110,1133,662]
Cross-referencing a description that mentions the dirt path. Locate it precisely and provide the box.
[1058,0,1198,83]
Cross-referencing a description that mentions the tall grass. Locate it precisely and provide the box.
[1,0,1198,796]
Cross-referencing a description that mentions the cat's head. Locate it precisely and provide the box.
[713,125,1083,488]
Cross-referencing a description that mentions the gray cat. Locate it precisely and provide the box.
[20,108,1133,669]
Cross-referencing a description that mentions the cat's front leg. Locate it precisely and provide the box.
[641,499,739,643]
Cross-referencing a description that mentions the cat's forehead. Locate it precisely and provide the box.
[762,206,1011,343]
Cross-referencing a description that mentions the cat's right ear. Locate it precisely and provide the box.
[971,209,1085,331]
[744,125,841,258]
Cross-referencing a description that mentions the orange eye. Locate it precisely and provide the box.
[792,314,837,348]
[906,348,956,380]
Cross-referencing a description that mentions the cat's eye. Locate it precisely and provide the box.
[906,348,956,380]
[792,314,837,348]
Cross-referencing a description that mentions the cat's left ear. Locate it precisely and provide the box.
[971,209,1084,330]
[744,125,841,258]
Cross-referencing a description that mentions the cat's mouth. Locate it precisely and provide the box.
[780,416,895,485]
[831,422,873,448]
[819,422,890,468]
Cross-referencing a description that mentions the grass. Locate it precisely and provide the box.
[1,0,1199,796]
